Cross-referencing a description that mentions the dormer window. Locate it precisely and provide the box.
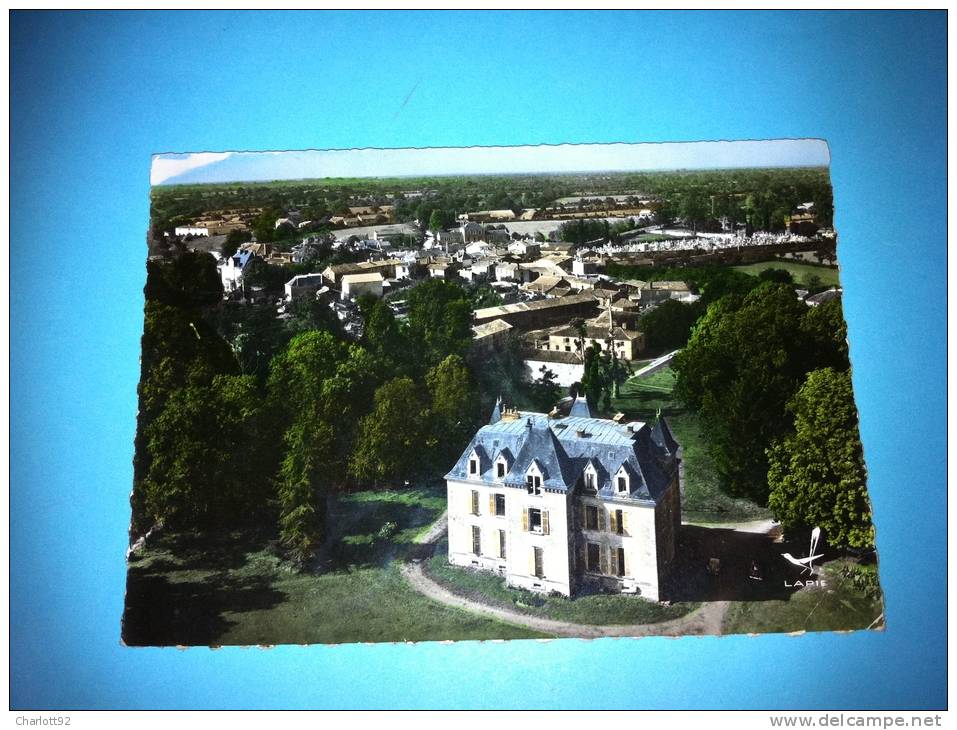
[495,454,509,480]
[583,462,598,493]
[525,463,543,495]
[469,450,480,476]
[615,465,630,494]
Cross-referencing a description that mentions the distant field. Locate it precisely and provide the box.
[732,260,840,287]
[123,484,548,646]
[612,366,771,524]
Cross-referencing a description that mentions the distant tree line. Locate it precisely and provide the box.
[151,167,834,239]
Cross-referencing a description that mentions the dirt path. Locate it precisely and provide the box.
[402,510,730,638]
[401,560,728,638]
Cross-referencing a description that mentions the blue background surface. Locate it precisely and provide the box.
[10,10,946,709]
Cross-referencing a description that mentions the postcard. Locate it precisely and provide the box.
[122,140,882,646]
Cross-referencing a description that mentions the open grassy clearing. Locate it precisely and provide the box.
[612,366,771,524]
[731,260,840,288]
[722,559,884,635]
[123,484,549,646]
[425,539,697,626]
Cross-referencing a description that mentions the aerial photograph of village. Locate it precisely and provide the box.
[122,141,883,646]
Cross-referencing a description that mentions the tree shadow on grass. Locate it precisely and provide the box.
[665,525,813,603]
[122,530,287,647]
[316,496,441,574]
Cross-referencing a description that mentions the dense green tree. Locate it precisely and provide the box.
[266,330,347,419]
[285,295,343,338]
[140,374,274,530]
[558,219,609,245]
[679,189,709,235]
[607,352,631,398]
[277,413,336,566]
[251,207,282,242]
[405,279,473,368]
[673,283,816,503]
[528,365,562,412]
[581,343,612,413]
[267,333,379,560]
[697,268,760,306]
[639,299,702,351]
[767,368,873,549]
[467,284,503,309]
[138,301,240,420]
[428,208,452,233]
[758,268,795,285]
[426,355,481,467]
[358,296,408,374]
[144,250,223,309]
[800,298,849,372]
[350,377,431,484]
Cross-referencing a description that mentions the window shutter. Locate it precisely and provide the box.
[610,547,619,577]
[600,546,609,574]
[622,511,628,534]
[489,494,495,515]
[528,548,535,576]
[621,550,627,577]
[522,508,528,532]
[598,507,606,531]
[542,511,550,535]
[609,510,618,534]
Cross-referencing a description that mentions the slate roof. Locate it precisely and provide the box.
[446,409,679,504]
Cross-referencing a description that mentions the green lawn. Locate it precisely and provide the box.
[122,484,550,646]
[731,260,841,288]
[613,366,771,523]
[722,559,884,635]
[426,539,697,625]
[633,233,678,242]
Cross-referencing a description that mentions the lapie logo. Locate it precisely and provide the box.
[782,527,826,587]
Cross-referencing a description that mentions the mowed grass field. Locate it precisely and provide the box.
[612,365,771,524]
[722,559,884,635]
[122,485,550,646]
[731,260,841,288]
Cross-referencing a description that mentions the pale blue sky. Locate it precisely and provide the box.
[152,138,830,186]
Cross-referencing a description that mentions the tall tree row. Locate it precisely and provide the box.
[672,282,870,548]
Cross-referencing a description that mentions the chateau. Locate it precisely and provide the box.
[445,397,682,600]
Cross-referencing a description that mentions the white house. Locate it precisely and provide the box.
[340,272,384,300]
[445,399,682,600]
[219,250,255,293]
[508,240,541,259]
[572,259,598,276]
[284,273,326,301]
